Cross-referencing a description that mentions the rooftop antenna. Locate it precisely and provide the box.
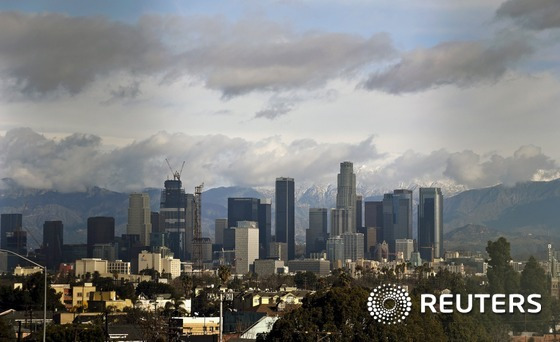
[165,159,185,181]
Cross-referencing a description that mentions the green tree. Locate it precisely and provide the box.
[519,256,551,333]
[486,237,519,295]
[294,271,317,290]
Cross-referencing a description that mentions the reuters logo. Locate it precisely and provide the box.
[367,284,412,325]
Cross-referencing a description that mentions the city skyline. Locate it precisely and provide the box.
[1,1,560,194]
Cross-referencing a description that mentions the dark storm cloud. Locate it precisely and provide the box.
[0,12,396,98]
[362,38,532,93]
[496,0,560,30]
[0,12,167,96]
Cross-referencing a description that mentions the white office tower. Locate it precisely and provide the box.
[234,221,259,274]
[127,193,152,246]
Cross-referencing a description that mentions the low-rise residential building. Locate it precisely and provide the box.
[13,266,43,276]
[170,317,220,336]
[51,284,72,310]
[72,283,96,308]
[135,294,191,314]
[87,291,133,312]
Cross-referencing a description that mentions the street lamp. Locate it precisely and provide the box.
[0,248,47,342]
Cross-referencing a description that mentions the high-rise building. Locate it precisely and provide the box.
[395,239,414,261]
[227,198,271,258]
[342,232,364,262]
[214,219,227,246]
[383,190,413,255]
[1,214,26,254]
[87,217,114,258]
[275,177,295,260]
[127,193,152,247]
[336,162,357,233]
[330,208,350,237]
[234,221,259,274]
[43,220,63,270]
[418,187,443,261]
[326,236,345,270]
[364,227,378,259]
[306,208,328,257]
[356,195,363,231]
[160,179,195,260]
[258,201,272,259]
[364,201,384,242]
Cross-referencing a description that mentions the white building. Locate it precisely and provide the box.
[138,250,162,274]
[108,260,131,275]
[395,239,415,261]
[127,193,152,246]
[75,258,108,277]
[234,221,259,274]
[162,257,181,279]
[138,250,181,279]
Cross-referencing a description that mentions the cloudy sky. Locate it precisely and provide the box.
[1,0,560,194]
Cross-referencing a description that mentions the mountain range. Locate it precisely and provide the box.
[2,178,560,259]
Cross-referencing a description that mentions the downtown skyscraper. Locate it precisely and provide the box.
[383,189,413,255]
[275,177,295,260]
[418,187,443,261]
[333,162,357,235]
[127,193,152,247]
[160,178,195,260]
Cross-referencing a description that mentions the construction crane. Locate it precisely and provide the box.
[192,183,204,270]
[165,159,185,181]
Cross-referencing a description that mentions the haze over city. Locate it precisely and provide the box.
[1,0,560,194]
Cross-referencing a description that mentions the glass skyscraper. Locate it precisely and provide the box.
[275,177,295,260]
[418,187,443,261]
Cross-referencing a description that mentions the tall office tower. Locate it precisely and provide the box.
[326,236,345,270]
[275,177,295,260]
[342,232,364,262]
[1,214,26,255]
[395,239,414,261]
[227,198,270,258]
[160,178,194,260]
[214,219,228,246]
[364,201,384,242]
[87,217,115,258]
[306,208,328,256]
[383,189,413,255]
[234,221,259,274]
[330,208,350,237]
[418,187,443,261]
[356,195,363,231]
[150,212,162,233]
[336,162,357,233]
[364,227,378,259]
[43,220,63,270]
[127,193,152,247]
[258,201,272,258]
